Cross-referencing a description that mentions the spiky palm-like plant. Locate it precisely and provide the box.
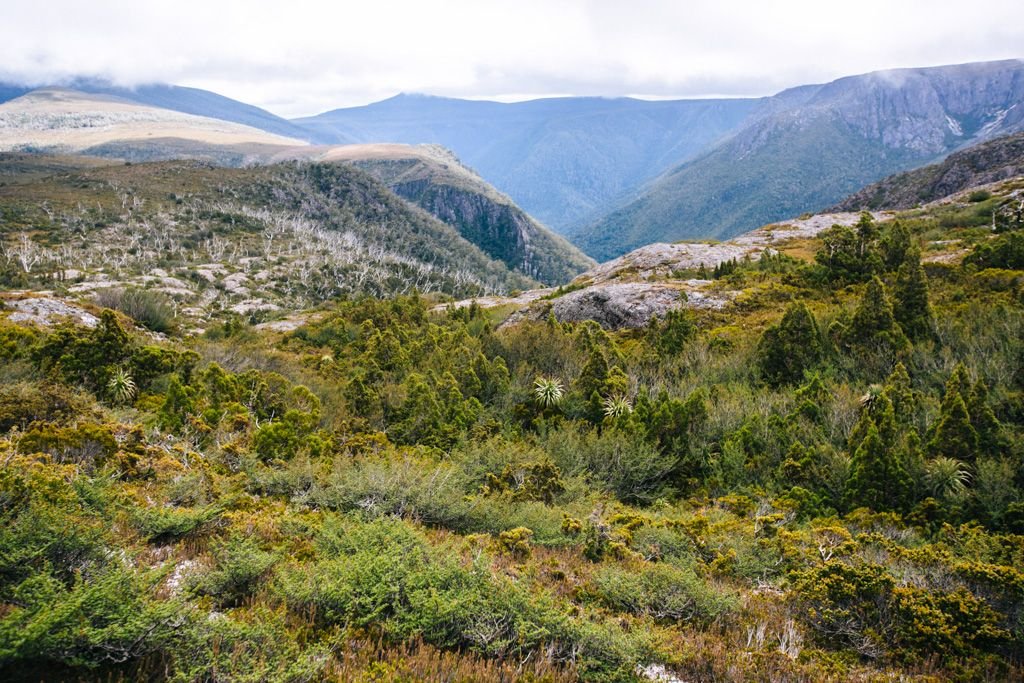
[925,457,971,499]
[107,367,137,404]
[602,395,632,419]
[858,384,884,408]
[533,377,564,408]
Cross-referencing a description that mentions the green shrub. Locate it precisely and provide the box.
[756,303,823,386]
[592,562,735,625]
[17,423,117,469]
[277,517,642,676]
[542,424,676,504]
[94,288,176,333]
[168,606,329,683]
[794,560,1011,662]
[189,535,277,607]
[0,566,188,670]
[132,505,221,543]
[0,382,95,432]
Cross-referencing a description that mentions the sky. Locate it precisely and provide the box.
[2,0,1023,118]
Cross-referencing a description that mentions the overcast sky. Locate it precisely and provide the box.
[2,0,1022,118]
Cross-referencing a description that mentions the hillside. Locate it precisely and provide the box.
[575,59,1024,260]
[295,95,758,233]
[2,158,1023,681]
[0,88,309,161]
[0,153,533,331]
[835,130,1024,210]
[0,92,581,284]
[312,144,594,284]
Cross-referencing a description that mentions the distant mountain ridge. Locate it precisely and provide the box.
[4,59,1024,264]
[573,59,1024,260]
[295,95,759,233]
[0,78,320,143]
[0,88,309,161]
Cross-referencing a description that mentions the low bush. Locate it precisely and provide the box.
[94,288,176,334]
[591,562,736,624]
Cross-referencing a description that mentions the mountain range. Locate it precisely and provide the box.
[0,90,591,285]
[572,59,1024,259]
[3,58,1024,264]
[295,95,758,233]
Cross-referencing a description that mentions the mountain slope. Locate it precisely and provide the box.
[295,95,758,233]
[834,130,1024,210]
[0,154,534,326]
[575,59,1024,260]
[0,88,308,161]
[313,144,594,284]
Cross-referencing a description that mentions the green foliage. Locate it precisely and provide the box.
[841,277,911,375]
[278,517,640,674]
[929,371,981,463]
[94,287,177,334]
[815,222,881,285]
[485,460,566,504]
[848,424,913,512]
[591,562,735,624]
[646,308,696,355]
[2,176,1024,680]
[892,249,936,341]
[0,566,188,670]
[17,422,118,469]
[189,536,277,607]
[965,232,1024,270]
[543,424,677,504]
[106,367,137,404]
[794,560,1010,662]
[756,302,823,386]
[533,376,564,408]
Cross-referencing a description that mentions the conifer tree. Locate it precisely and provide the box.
[849,392,898,456]
[855,211,879,257]
[756,302,823,386]
[892,248,936,342]
[576,347,609,400]
[880,221,912,271]
[882,362,917,427]
[848,423,913,512]
[967,379,1005,457]
[928,392,979,463]
[844,276,910,369]
[939,363,971,413]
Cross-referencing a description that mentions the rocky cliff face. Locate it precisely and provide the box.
[782,61,1024,153]
[329,146,594,285]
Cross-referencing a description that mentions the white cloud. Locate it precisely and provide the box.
[1,0,1021,117]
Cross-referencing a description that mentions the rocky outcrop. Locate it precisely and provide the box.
[501,281,734,330]
[2,294,99,327]
[450,211,878,330]
[580,212,884,286]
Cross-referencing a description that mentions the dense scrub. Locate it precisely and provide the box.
[1,192,1023,681]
